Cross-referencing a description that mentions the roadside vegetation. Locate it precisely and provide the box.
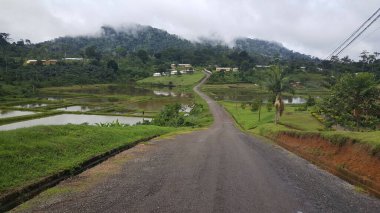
[218,72,380,154]
[0,67,211,197]
[0,125,178,194]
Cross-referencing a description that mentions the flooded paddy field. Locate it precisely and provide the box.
[0,114,149,131]
[0,83,195,126]
[202,83,327,103]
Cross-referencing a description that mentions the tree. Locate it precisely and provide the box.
[85,45,101,61]
[319,72,379,130]
[0,33,10,46]
[265,65,293,124]
[107,60,119,72]
[136,49,149,64]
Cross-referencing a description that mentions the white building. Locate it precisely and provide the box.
[153,73,162,77]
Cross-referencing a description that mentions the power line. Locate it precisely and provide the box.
[326,8,380,59]
[336,12,380,56]
[342,24,380,53]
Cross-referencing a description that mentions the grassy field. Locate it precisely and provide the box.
[137,71,205,87]
[221,101,273,129]
[220,101,380,153]
[0,125,179,194]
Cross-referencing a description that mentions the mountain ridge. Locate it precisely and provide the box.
[37,24,314,61]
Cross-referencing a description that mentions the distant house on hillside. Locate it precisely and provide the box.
[63,58,84,61]
[215,67,238,72]
[153,73,162,77]
[26,60,38,65]
[216,67,231,72]
[43,59,58,65]
[25,59,58,65]
[178,64,192,69]
[255,65,272,68]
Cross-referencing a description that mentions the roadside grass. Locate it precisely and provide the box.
[0,125,178,195]
[219,101,380,154]
[320,131,380,153]
[137,71,205,87]
[280,107,325,131]
[221,101,272,129]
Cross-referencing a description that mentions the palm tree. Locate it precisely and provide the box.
[266,65,293,124]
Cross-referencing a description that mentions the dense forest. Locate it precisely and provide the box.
[0,25,379,97]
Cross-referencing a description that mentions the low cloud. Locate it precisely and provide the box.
[1,0,379,59]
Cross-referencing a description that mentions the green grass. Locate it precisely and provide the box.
[221,101,273,129]
[280,107,325,131]
[320,131,380,153]
[137,72,205,87]
[0,125,178,194]
[219,101,380,154]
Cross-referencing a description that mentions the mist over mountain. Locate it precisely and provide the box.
[38,24,314,61]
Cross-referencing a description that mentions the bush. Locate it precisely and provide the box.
[152,103,185,127]
[295,104,308,111]
[306,95,316,106]
[241,103,247,110]
[266,102,273,112]
[251,99,262,112]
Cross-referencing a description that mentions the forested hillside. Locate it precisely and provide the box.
[1,25,379,97]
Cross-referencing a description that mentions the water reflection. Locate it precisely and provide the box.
[15,103,48,108]
[0,110,36,119]
[55,106,101,112]
[208,89,307,104]
[153,90,192,98]
[0,114,150,131]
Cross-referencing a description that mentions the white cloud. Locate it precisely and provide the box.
[0,0,379,59]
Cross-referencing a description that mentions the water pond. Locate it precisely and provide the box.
[206,88,307,104]
[0,114,150,131]
[0,110,37,119]
[55,106,101,112]
[15,103,48,108]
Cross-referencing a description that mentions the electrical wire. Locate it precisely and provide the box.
[336,13,380,56]
[326,8,380,59]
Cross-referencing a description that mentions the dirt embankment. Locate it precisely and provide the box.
[275,133,380,197]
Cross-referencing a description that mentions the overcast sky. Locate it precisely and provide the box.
[1,0,379,59]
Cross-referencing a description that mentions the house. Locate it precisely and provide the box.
[232,68,239,72]
[216,67,232,72]
[153,73,162,77]
[62,58,84,63]
[43,59,58,65]
[170,70,178,75]
[180,70,187,74]
[26,60,38,65]
[25,59,58,65]
[255,65,272,68]
[178,64,192,69]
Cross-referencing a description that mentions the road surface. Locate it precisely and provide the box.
[14,72,380,212]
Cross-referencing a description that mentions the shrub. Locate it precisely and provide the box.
[306,95,316,106]
[241,103,247,110]
[266,102,273,112]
